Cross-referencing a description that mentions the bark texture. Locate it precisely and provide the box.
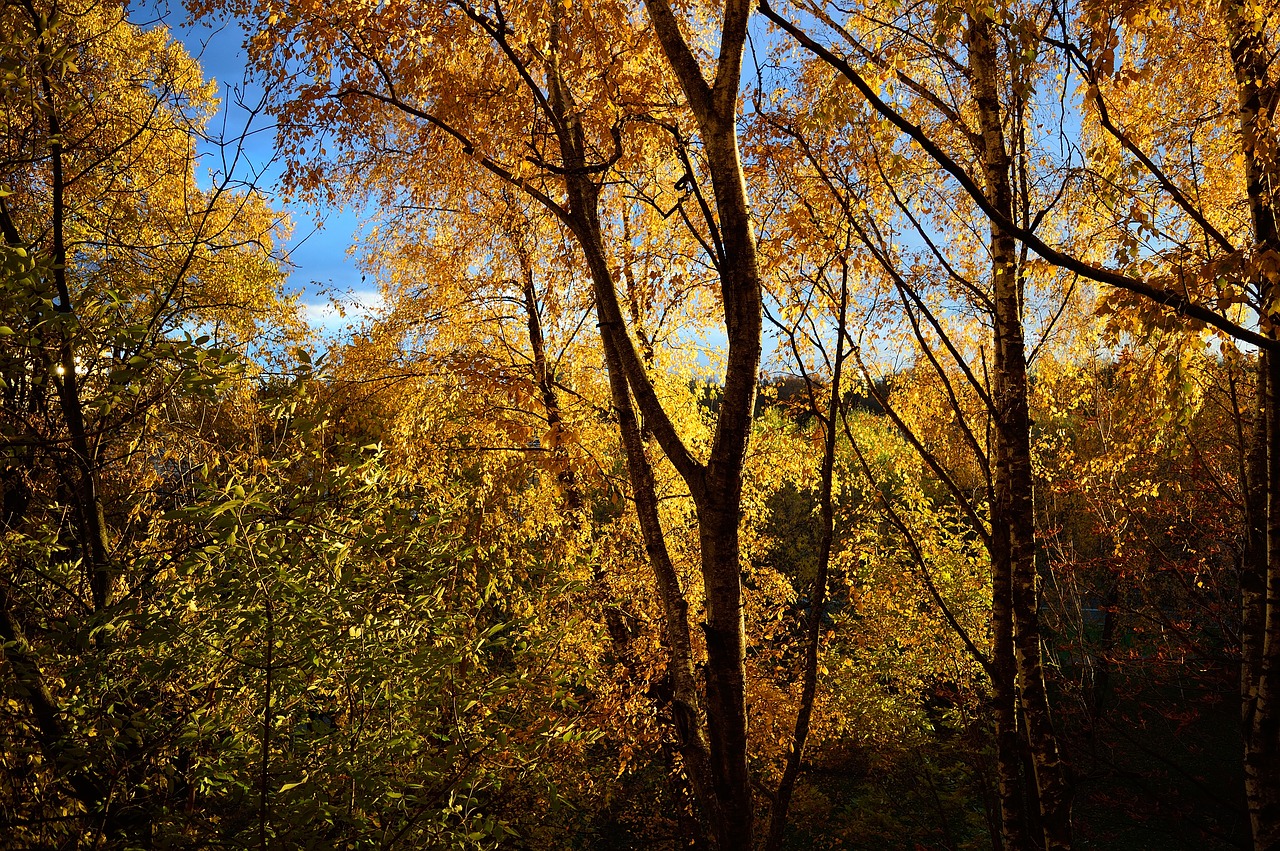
[543,45,722,842]
[629,3,763,845]
[968,12,1072,849]
[1224,0,1280,845]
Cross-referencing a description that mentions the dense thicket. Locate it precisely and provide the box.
[1,0,1277,848]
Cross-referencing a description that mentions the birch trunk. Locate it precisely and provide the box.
[969,12,1072,849]
[627,3,764,844]
[543,51,721,839]
[1223,0,1280,844]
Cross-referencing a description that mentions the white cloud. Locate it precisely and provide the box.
[301,289,385,335]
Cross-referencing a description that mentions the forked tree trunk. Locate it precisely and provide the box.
[597,321,720,838]
[541,43,722,841]
[477,2,760,842]
[603,2,764,844]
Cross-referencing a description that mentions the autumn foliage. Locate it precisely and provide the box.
[1,0,1279,848]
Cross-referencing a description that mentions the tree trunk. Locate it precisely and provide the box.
[24,7,112,612]
[992,519,1031,851]
[542,3,761,841]
[0,583,108,829]
[968,12,1072,849]
[765,259,850,851]
[1223,0,1280,844]
[512,228,640,661]
[541,48,721,839]
[595,276,720,842]
[598,3,764,843]
[1253,349,1280,850]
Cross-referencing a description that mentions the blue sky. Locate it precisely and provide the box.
[128,0,381,336]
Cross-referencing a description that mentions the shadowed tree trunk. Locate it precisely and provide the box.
[1225,0,1280,843]
[969,12,1073,848]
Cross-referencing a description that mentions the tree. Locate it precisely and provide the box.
[760,0,1280,845]
[204,0,778,842]
[0,0,293,838]
[755,2,1078,844]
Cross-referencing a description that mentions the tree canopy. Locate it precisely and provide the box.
[2,0,1278,848]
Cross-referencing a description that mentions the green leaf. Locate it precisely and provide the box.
[279,773,308,793]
